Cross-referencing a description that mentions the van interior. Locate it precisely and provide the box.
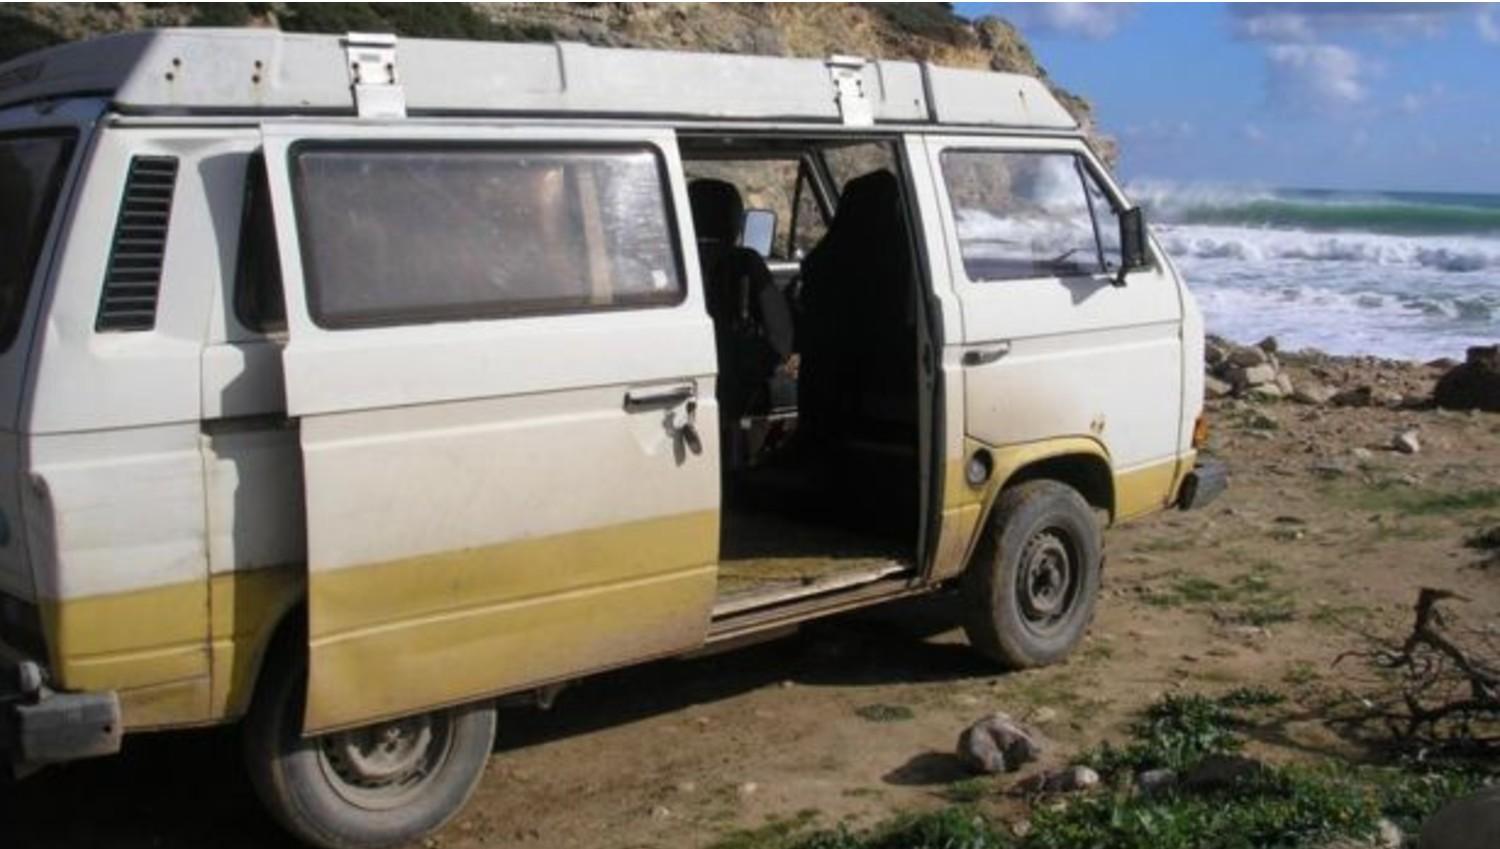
[681,136,928,618]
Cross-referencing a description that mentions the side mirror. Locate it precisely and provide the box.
[740,209,777,258]
[1117,206,1149,285]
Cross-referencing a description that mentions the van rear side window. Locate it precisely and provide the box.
[290,144,684,329]
[0,131,75,351]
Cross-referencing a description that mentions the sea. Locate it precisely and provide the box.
[1135,183,1500,361]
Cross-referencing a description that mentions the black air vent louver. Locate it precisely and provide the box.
[96,156,178,332]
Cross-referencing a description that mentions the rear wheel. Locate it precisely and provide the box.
[243,653,496,849]
[961,479,1102,668]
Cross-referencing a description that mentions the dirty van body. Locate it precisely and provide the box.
[0,29,1223,849]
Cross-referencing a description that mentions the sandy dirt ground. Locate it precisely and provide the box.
[6,388,1499,849]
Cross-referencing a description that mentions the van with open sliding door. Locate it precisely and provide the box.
[0,30,1223,849]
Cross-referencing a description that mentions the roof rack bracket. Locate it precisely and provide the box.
[826,55,873,127]
[344,32,404,119]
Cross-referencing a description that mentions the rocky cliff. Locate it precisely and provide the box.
[0,3,1114,161]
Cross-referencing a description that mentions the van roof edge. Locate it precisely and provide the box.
[0,28,1079,132]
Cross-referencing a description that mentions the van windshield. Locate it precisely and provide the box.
[0,132,76,352]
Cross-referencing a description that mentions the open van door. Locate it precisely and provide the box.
[259,123,720,732]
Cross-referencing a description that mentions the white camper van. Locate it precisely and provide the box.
[0,29,1222,849]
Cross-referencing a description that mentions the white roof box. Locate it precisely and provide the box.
[0,28,1078,132]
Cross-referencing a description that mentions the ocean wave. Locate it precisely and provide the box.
[1129,180,1500,236]
[1157,224,1500,273]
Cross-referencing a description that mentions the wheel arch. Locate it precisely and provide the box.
[1003,451,1115,520]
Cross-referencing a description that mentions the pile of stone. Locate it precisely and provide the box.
[1205,336,1410,408]
[1204,336,1305,402]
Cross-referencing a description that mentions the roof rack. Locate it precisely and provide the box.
[0,28,1078,131]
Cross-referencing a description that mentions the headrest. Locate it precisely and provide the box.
[688,178,744,247]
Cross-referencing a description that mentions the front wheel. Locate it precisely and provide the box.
[243,653,497,849]
[961,479,1102,668]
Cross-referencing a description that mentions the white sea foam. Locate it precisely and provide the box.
[1161,223,1500,360]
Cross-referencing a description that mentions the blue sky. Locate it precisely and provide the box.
[956,3,1500,193]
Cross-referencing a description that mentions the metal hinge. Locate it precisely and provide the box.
[826,55,873,127]
[343,32,404,119]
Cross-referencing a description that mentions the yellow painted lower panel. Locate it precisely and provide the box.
[39,580,209,695]
[930,504,981,583]
[1114,454,1192,521]
[307,510,719,731]
[209,565,305,721]
[118,676,211,730]
[309,564,716,731]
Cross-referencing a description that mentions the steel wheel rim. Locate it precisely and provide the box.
[316,711,456,810]
[1015,527,1081,637]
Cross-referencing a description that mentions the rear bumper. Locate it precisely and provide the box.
[1,639,121,779]
[1176,459,1228,511]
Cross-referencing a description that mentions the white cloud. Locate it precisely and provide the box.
[1480,8,1500,43]
[1264,43,1368,111]
[1122,119,1195,144]
[1242,123,1268,144]
[1006,3,1133,40]
[1229,4,1455,44]
[1396,82,1448,114]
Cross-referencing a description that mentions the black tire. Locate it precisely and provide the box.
[961,479,1102,668]
[243,652,497,849]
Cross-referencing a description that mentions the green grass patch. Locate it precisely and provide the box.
[766,690,1492,849]
[943,776,997,804]
[1342,482,1500,516]
[854,704,915,723]
[710,809,823,849]
[1139,571,1297,624]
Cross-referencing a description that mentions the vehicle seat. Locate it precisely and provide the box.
[797,169,916,448]
[688,179,795,462]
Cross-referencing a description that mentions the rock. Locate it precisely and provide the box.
[1015,765,1099,794]
[649,805,672,820]
[736,781,758,798]
[1229,346,1270,367]
[1247,382,1285,401]
[1182,754,1266,792]
[673,780,697,794]
[957,713,1042,775]
[1056,765,1100,792]
[1205,375,1233,399]
[1205,340,1228,369]
[1330,385,1375,407]
[1376,817,1403,849]
[1257,335,1279,354]
[1274,373,1295,395]
[1010,819,1033,838]
[1420,786,1500,849]
[1292,382,1336,405]
[1351,447,1374,461]
[1136,768,1178,796]
[1392,429,1421,455]
[1231,363,1278,388]
[1433,344,1500,412]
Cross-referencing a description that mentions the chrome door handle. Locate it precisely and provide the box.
[623,384,695,412]
[962,342,1012,367]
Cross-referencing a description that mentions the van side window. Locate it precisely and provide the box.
[821,142,895,193]
[234,153,286,333]
[1081,164,1122,272]
[0,132,76,351]
[291,144,683,329]
[940,150,1114,282]
[790,164,826,257]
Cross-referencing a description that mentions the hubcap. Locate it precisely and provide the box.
[1015,529,1080,636]
[317,711,455,810]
